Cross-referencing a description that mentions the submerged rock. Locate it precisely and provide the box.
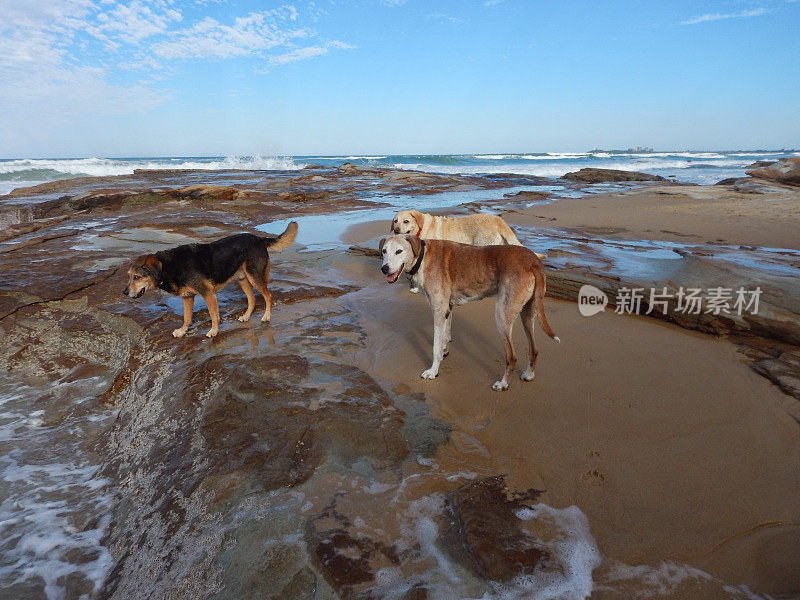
[445,476,546,582]
[563,168,666,183]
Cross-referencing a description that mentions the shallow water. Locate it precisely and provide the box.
[0,382,116,599]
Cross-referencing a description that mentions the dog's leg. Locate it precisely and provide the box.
[442,306,453,357]
[421,305,448,379]
[254,284,272,323]
[203,292,220,338]
[245,267,272,323]
[237,277,257,322]
[172,296,194,338]
[520,296,538,381]
[492,296,517,391]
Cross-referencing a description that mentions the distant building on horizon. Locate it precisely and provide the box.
[589,147,654,154]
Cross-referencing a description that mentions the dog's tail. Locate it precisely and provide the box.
[499,221,524,246]
[533,268,560,342]
[265,221,298,252]
[500,223,547,259]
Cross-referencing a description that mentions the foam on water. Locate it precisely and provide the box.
[0,154,302,188]
[378,488,767,600]
[483,504,600,600]
[0,384,116,599]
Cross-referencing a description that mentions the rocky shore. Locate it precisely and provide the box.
[1,164,798,599]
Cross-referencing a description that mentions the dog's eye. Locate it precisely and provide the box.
[133,275,141,280]
[403,220,409,224]
[395,249,402,255]
[382,249,386,254]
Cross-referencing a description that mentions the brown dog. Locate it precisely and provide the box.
[379,234,558,390]
[123,222,297,338]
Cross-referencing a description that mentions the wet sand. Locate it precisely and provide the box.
[504,184,800,249]
[334,248,800,597]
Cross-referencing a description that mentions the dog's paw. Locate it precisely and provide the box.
[420,368,438,380]
[172,328,187,338]
[520,370,535,381]
[237,314,251,323]
[409,287,420,294]
[261,316,271,323]
[205,329,218,338]
[492,380,509,391]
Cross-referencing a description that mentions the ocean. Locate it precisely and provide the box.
[0,150,796,196]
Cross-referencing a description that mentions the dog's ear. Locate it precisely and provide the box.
[406,234,422,258]
[144,255,162,278]
[410,210,425,232]
[378,237,387,254]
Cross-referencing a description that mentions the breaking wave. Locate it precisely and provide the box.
[0,155,302,183]
[1,150,795,192]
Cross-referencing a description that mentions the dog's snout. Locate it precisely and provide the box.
[380,264,390,275]
[122,287,129,297]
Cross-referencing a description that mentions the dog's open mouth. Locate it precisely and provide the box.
[133,288,146,299]
[385,266,403,283]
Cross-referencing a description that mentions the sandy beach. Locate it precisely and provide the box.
[342,216,800,596]
[505,183,800,250]
[1,165,798,599]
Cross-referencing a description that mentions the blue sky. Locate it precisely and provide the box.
[1,0,798,158]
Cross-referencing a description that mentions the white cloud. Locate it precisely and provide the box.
[150,11,308,60]
[0,0,165,125]
[267,41,355,65]
[681,8,767,25]
[0,0,354,145]
[269,45,329,65]
[87,1,182,46]
[428,12,461,25]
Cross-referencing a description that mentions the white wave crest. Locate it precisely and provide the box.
[0,154,302,178]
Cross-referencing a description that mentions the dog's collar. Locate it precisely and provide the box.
[415,229,421,238]
[407,239,426,277]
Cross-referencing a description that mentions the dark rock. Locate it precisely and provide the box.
[563,168,666,183]
[348,245,381,258]
[746,157,800,187]
[56,571,94,600]
[446,476,546,582]
[746,160,777,169]
[503,190,550,202]
[733,179,796,194]
[752,350,800,400]
[305,497,400,596]
[337,162,360,174]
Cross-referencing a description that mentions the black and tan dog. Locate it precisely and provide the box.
[123,222,298,338]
